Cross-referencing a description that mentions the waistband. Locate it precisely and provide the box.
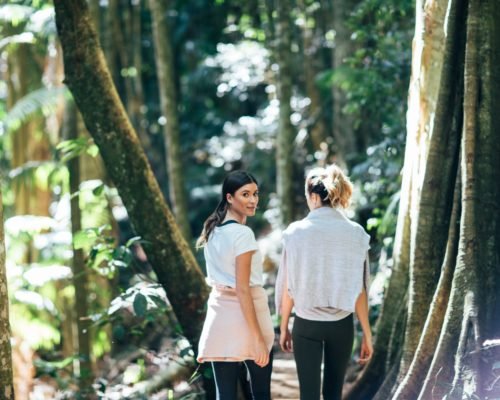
[211,284,266,297]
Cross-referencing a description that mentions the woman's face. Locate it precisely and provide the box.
[227,183,259,218]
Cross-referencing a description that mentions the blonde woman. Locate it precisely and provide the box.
[275,164,373,400]
[197,171,274,400]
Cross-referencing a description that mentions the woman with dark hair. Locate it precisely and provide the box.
[275,164,373,400]
[197,170,274,400]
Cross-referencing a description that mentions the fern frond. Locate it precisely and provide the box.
[2,86,71,134]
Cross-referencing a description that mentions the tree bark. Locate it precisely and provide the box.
[0,190,14,400]
[393,169,461,399]
[53,0,209,347]
[346,0,500,398]
[64,100,94,393]
[148,0,192,242]
[275,0,295,227]
[398,0,462,379]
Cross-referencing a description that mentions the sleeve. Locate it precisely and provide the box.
[233,226,258,257]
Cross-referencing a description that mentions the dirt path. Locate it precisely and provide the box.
[271,351,299,400]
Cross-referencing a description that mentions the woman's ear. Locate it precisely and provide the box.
[226,193,232,205]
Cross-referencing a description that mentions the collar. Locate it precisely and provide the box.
[307,206,345,219]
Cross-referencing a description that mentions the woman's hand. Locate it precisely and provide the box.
[253,337,270,367]
[359,334,373,365]
[279,328,293,353]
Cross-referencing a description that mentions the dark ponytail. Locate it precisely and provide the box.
[196,199,228,248]
[196,170,258,248]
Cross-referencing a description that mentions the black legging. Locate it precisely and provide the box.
[211,351,273,400]
[292,314,354,400]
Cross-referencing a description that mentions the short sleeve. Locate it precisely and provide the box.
[233,226,258,256]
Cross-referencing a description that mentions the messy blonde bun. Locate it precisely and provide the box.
[305,164,353,208]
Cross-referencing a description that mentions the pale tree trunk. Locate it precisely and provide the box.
[7,44,51,219]
[53,0,209,347]
[331,0,355,165]
[0,189,15,400]
[396,0,462,382]
[149,0,192,242]
[346,0,500,398]
[276,0,295,227]
[64,100,94,393]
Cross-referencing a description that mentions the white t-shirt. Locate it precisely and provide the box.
[204,222,263,287]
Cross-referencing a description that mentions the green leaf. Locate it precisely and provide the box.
[86,144,99,158]
[149,295,167,309]
[126,236,142,248]
[112,324,126,340]
[180,346,194,358]
[92,183,105,197]
[33,355,77,373]
[73,229,96,250]
[133,293,148,317]
[57,137,90,163]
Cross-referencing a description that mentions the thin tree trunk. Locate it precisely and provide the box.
[331,0,354,163]
[0,190,14,399]
[65,100,94,393]
[149,0,192,242]
[298,0,327,152]
[276,0,295,227]
[53,0,209,347]
[8,44,51,218]
[129,1,150,148]
[104,0,119,85]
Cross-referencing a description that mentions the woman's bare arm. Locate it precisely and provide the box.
[235,251,269,367]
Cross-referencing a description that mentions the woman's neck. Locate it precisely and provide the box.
[224,210,246,225]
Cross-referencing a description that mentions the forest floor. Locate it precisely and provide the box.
[270,349,300,400]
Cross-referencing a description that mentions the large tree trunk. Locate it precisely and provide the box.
[0,190,14,399]
[53,0,209,347]
[275,0,295,227]
[345,0,500,398]
[64,100,94,393]
[149,0,192,242]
